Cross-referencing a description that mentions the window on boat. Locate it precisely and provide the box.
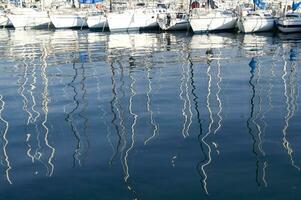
[247,13,260,16]
[136,3,145,7]
[286,14,298,18]
[157,4,167,9]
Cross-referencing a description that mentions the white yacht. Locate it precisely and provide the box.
[157,11,190,31]
[50,9,88,29]
[189,0,237,33]
[107,3,166,32]
[277,12,301,33]
[276,1,301,33]
[237,9,275,33]
[8,7,51,29]
[190,8,237,33]
[87,10,108,30]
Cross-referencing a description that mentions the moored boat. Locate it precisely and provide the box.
[107,3,166,32]
[237,10,275,33]
[189,0,237,33]
[8,8,51,29]
[157,12,190,31]
[276,1,301,33]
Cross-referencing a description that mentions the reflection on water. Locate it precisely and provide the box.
[0,30,301,200]
[0,94,12,184]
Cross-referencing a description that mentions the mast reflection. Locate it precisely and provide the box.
[281,48,300,171]
[0,95,12,184]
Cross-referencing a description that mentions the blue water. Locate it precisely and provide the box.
[0,29,300,200]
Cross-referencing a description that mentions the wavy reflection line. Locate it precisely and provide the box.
[124,70,137,182]
[180,62,188,138]
[254,62,264,157]
[200,57,213,195]
[29,59,40,123]
[17,60,35,163]
[77,61,89,166]
[123,68,139,199]
[144,64,159,145]
[18,58,32,125]
[188,54,207,194]
[254,60,267,186]
[113,60,128,173]
[281,53,300,171]
[65,61,82,166]
[108,62,122,165]
[247,57,263,187]
[185,62,193,137]
[0,95,12,184]
[214,49,223,135]
[41,46,55,176]
[262,161,268,187]
[116,61,127,162]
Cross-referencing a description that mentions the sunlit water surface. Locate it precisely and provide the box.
[0,29,300,200]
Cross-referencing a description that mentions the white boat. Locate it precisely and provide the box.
[237,9,275,33]
[50,10,88,29]
[87,11,108,30]
[7,7,51,29]
[190,9,237,33]
[277,12,301,33]
[276,1,301,33]
[157,12,190,31]
[107,3,166,32]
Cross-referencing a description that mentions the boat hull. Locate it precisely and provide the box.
[107,11,158,32]
[190,15,237,33]
[87,15,107,29]
[277,18,301,33]
[237,17,275,33]
[158,19,190,31]
[50,14,87,29]
[8,13,51,29]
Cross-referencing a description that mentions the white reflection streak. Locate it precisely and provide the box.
[124,72,137,182]
[29,61,40,123]
[185,63,192,137]
[21,56,33,124]
[0,95,12,184]
[254,63,264,156]
[282,54,300,171]
[144,65,159,145]
[18,60,35,162]
[262,161,268,187]
[179,63,188,138]
[214,49,223,135]
[41,46,55,176]
[201,63,213,194]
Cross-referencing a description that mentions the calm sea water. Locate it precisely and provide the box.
[0,29,300,200]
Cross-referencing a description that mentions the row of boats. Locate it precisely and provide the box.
[1,0,301,33]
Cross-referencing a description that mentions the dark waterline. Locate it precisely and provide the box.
[0,29,300,200]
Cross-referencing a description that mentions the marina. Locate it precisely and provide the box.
[0,0,300,33]
[0,0,301,200]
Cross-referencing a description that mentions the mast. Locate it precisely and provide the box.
[71,0,75,8]
[41,0,44,11]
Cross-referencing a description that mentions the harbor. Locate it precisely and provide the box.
[0,0,301,33]
[0,0,301,200]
